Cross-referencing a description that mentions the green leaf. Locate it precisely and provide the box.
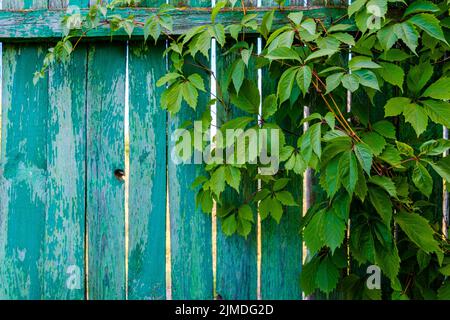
[394,211,441,254]
[422,77,450,100]
[372,120,396,139]
[348,0,367,17]
[353,69,379,90]
[277,67,298,104]
[230,79,260,114]
[420,139,450,156]
[422,100,450,128]
[161,83,183,114]
[156,72,181,87]
[384,97,411,117]
[211,0,226,23]
[369,176,397,198]
[393,22,419,53]
[222,214,237,236]
[305,49,337,62]
[361,132,386,156]
[181,82,198,109]
[303,209,325,253]
[403,1,440,17]
[377,62,404,91]
[408,13,447,43]
[331,32,355,46]
[287,12,304,25]
[439,264,450,276]
[275,191,298,206]
[396,141,415,156]
[412,162,433,197]
[349,56,381,71]
[232,59,245,94]
[273,178,290,191]
[260,10,275,39]
[188,73,206,91]
[316,256,340,294]
[438,280,450,300]
[407,62,433,94]
[341,74,360,92]
[339,151,358,195]
[377,24,398,51]
[322,209,346,253]
[225,166,241,192]
[320,156,341,198]
[326,72,344,93]
[403,103,428,137]
[296,65,312,97]
[300,258,320,296]
[262,94,278,119]
[266,47,302,62]
[369,187,392,225]
[354,142,373,175]
[209,166,226,196]
[430,155,450,182]
[310,123,322,159]
[238,204,254,222]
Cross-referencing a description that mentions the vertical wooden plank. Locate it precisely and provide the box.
[215,43,258,300]
[43,47,87,300]
[168,0,214,300]
[128,42,167,300]
[259,0,303,300]
[0,0,48,301]
[41,0,88,301]
[0,44,48,299]
[86,43,126,300]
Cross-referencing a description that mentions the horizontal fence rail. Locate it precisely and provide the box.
[0,6,350,41]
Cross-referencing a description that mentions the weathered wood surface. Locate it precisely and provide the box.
[0,0,48,300]
[215,41,258,300]
[44,47,87,300]
[86,43,126,300]
[0,6,350,41]
[128,41,167,300]
[167,0,214,301]
[258,4,303,295]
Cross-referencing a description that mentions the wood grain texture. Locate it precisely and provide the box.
[128,42,167,300]
[258,18,303,297]
[167,0,214,301]
[0,7,351,41]
[86,43,126,300]
[0,44,48,299]
[215,45,258,300]
[43,47,87,300]
[0,0,48,300]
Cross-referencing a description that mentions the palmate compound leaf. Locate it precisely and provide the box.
[394,211,441,255]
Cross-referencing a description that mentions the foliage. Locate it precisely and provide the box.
[40,0,450,299]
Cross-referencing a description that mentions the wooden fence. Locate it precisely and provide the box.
[0,0,355,300]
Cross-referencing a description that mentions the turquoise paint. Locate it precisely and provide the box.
[128,42,167,300]
[86,43,126,300]
[44,47,87,300]
[0,44,48,299]
[168,0,214,300]
[215,44,258,300]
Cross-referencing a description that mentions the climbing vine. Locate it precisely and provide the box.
[39,0,450,299]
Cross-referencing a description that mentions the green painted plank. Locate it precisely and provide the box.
[0,44,48,299]
[128,42,167,300]
[215,44,258,300]
[167,0,213,301]
[43,47,87,300]
[0,7,351,41]
[258,10,303,295]
[86,43,126,300]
